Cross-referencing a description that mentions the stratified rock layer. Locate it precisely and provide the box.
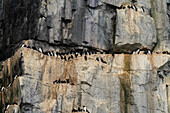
[0,48,170,113]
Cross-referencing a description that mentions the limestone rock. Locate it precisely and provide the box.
[0,48,170,113]
[114,8,157,53]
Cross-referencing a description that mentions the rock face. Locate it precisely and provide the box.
[115,7,156,53]
[0,48,170,113]
[0,0,170,113]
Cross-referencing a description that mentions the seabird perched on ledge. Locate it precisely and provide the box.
[1,87,4,92]
[21,44,26,47]
[64,56,67,61]
[71,55,73,59]
[7,83,11,88]
[112,53,115,57]
[38,48,43,53]
[6,105,10,109]
[14,75,18,79]
[141,6,145,12]
[83,106,86,112]
[101,58,107,64]
[136,49,140,54]
[96,57,99,61]
[132,5,137,11]
[48,52,50,56]
[148,50,151,54]
[84,56,87,61]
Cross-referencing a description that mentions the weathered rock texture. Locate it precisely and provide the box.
[0,48,170,113]
[0,0,170,58]
[0,0,170,113]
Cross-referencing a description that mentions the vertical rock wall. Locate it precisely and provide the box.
[0,0,170,113]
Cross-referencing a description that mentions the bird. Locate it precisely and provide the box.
[96,57,99,61]
[72,109,78,112]
[83,106,86,112]
[6,105,10,109]
[21,44,26,47]
[136,49,140,54]
[68,57,71,60]
[54,52,57,57]
[148,50,151,54]
[64,56,67,61]
[80,52,83,56]
[89,52,91,55]
[38,48,43,53]
[127,5,131,9]
[60,55,63,59]
[32,46,37,50]
[84,56,87,61]
[14,75,18,79]
[75,53,78,58]
[48,52,50,56]
[132,5,137,11]
[71,55,73,59]
[7,83,11,88]
[101,58,107,64]
[85,51,87,55]
[141,6,145,12]
[138,51,141,54]
[1,87,4,92]
[51,51,54,56]
[112,53,115,57]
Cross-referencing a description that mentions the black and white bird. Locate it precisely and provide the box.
[84,56,87,61]
[64,56,67,61]
[80,52,83,56]
[96,57,99,61]
[21,44,26,47]
[101,58,107,64]
[141,6,145,12]
[112,53,115,57]
[68,57,71,60]
[127,5,131,9]
[60,55,63,59]
[38,48,43,53]
[71,55,73,59]
[48,52,51,56]
[88,51,91,55]
[1,87,4,92]
[136,49,140,54]
[132,5,137,11]
[6,105,10,109]
[83,106,86,112]
[51,51,54,56]
[14,75,18,79]
[75,52,78,58]
[7,83,11,88]
[85,51,87,55]
[148,50,151,54]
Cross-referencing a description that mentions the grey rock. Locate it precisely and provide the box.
[114,8,157,53]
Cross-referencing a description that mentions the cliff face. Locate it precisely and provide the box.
[0,0,170,113]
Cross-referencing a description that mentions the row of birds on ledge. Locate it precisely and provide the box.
[21,44,170,61]
[0,75,18,93]
[118,5,145,12]
[21,44,110,64]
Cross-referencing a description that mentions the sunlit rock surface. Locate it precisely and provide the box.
[0,0,170,113]
[0,48,170,113]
